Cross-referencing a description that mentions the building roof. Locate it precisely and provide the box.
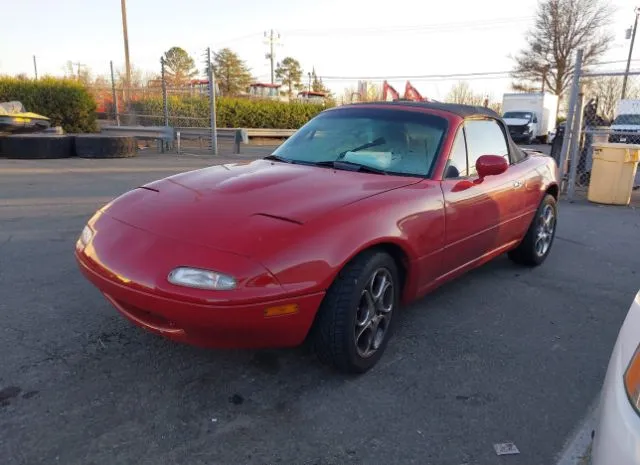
[338,101,500,118]
[250,82,281,88]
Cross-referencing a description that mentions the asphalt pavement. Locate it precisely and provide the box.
[1,145,639,465]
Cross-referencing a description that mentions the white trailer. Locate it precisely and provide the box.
[501,92,558,144]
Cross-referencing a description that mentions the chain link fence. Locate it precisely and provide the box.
[559,49,640,200]
[87,50,219,155]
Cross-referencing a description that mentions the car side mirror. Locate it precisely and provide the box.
[476,155,508,179]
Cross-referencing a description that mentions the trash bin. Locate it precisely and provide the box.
[587,143,640,205]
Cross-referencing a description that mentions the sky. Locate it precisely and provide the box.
[1,0,640,103]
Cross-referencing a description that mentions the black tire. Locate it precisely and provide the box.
[0,134,72,159]
[508,194,557,266]
[311,250,400,374]
[74,135,137,158]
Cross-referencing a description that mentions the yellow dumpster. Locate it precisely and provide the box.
[587,143,640,206]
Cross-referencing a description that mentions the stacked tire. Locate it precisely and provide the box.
[0,134,137,159]
[74,135,137,159]
[0,134,73,159]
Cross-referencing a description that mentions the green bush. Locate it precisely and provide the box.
[0,76,97,133]
[130,96,330,128]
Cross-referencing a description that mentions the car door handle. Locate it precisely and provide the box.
[512,180,523,189]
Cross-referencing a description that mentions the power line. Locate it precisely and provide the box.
[319,60,640,82]
[215,32,263,46]
[320,70,513,81]
[282,16,533,36]
[207,16,532,50]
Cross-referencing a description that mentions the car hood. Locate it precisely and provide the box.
[102,159,420,255]
[504,118,531,126]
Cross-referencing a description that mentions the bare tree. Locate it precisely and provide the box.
[511,0,613,101]
[343,81,380,103]
[445,81,485,105]
[116,65,157,88]
[583,77,640,121]
[62,61,92,85]
[511,82,540,93]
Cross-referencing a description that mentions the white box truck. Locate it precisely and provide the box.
[501,92,558,144]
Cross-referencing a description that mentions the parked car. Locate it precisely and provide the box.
[592,290,640,464]
[75,102,559,373]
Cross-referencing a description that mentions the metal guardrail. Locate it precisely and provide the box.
[101,125,173,141]
[100,125,295,155]
[244,128,296,138]
[175,127,296,139]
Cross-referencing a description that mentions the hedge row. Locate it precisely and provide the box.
[130,96,330,129]
[0,77,97,133]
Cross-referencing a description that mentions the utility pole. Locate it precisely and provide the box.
[264,29,280,84]
[622,7,640,99]
[121,0,132,102]
[74,62,83,80]
[33,55,38,80]
[207,47,218,155]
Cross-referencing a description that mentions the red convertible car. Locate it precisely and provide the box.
[75,102,559,373]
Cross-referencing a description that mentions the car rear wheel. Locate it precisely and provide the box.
[311,250,399,374]
[508,194,557,266]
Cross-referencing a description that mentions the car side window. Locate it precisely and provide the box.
[444,127,468,178]
[464,119,509,176]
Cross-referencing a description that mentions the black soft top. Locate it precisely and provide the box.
[332,101,500,119]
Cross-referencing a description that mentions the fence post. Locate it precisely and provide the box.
[558,49,583,192]
[110,60,120,126]
[567,91,585,201]
[207,47,218,155]
[160,57,169,153]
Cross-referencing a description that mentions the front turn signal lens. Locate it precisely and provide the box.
[168,267,236,291]
[264,304,299,318]
[624,343,640,416]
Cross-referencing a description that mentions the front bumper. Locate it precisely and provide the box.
[608,133,640,144]
[75,212,325,349]
[592,293,640,465]
[509,132,532,142]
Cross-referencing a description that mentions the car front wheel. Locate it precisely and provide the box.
[508,194,557,266]
[311,250,399,374]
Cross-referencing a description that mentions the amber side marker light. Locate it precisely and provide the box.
[264,304,299,318]
[624,343,640,415]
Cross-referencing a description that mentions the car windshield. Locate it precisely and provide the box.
[503,111,532,120]
[612,114,640,125]
[270,107,448,177]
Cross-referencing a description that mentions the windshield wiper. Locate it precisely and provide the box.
[312,160,388,175]
[265,156,388,175]
[337,137,386,159]
[264,154,292,163]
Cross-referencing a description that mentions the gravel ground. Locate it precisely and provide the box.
[1,144,638,465]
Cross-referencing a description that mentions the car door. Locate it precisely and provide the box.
[439,117,524,278]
